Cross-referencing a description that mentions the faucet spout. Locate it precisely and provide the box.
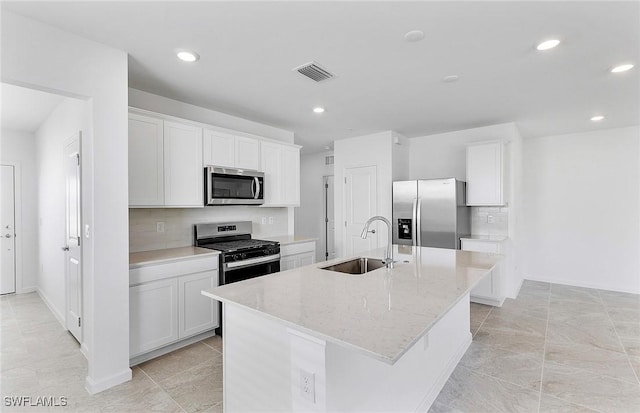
[361,216,394,269]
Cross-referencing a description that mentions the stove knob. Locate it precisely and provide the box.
[232,254,240,261]
[241,253,248,260]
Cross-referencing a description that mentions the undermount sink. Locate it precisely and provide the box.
[321,257,387,275]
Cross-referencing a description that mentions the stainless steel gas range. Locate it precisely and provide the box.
[194,221,280,285]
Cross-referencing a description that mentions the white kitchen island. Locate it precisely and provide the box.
[202,245,500,412]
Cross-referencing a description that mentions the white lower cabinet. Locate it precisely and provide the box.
[462,238,506,307]
[178,271,218,338]
[280,241,316,271]
[130,255,219,359]
[130,278,179,357]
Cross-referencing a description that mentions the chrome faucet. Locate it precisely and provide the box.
[360,216,394,268]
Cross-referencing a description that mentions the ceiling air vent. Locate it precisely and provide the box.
[293,61,335,82]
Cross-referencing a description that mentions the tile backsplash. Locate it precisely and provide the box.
[129,207,289,252]
[470,206,509,236]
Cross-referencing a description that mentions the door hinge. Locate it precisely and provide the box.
[344,177,347,184]
[77,236,81,246]
[344,221,347,227]
[78,317,81,327]
[325,183,328,189]
[76,153,80,166]
[325,252,328,258]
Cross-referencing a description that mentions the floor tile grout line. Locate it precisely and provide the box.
[473,305,493,337]
[536,284,551,413]
[137,366,188,413]
[597,289,640,386]
[200,338,222,355]
[542,393,607,413]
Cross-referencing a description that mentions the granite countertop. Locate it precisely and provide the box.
[129,246,220,268]
[202,245,500,365]
[460,234,508,242]
[262,235,318,246]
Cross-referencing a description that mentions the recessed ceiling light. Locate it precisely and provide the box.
[611,64,634,73]
[404,30,425,42]
[443,75,459,83]
[536,39,560,51]
[313,107,325,114]
[590,115,605,122]
[176,50,199,63]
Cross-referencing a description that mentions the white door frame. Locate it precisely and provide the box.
[1,162,27,294]
[63,132,83,343]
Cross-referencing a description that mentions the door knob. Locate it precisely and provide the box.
[61,246,69,251]
[4,234,12,238]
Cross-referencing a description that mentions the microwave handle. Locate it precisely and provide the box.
[253,177,261,199]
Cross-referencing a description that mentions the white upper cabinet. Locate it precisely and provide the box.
[129,113,164,206]
[235,137,261,170]
[466,141,505,206]
[260,141,300,207]
[203,129,235,168]
[164,120,203,207]
[203,130,260,171]
[129,111,203,207]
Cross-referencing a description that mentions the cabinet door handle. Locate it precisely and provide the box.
[61,246,70,251]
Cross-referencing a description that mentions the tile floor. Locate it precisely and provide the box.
[0,292,223,412]
[430,281,640,413]
[1,281,639,412]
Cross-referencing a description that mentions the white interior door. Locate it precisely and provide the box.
[324,175,336,261]
[64,134,82,342]
[1,165,16,295]
[344,166,377,256]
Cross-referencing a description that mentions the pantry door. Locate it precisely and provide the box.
[64,134,82,342]
[343,165,378,256]
[1,165,16,295]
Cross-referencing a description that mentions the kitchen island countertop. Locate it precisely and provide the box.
[203,245,500,364]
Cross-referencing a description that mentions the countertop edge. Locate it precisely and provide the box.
[130,248,220,269]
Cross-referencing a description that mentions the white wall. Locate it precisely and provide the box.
[409,123,524,297]
[1,129,38,292]
[130,207,289,253]
[295,151,334,262]
[523,126,640,294]
[129,88,294,144]
[2,11,130,393]
[35,98,89,322]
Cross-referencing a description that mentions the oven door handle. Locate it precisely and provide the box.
[225,254,280,270]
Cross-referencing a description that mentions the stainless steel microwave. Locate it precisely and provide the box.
[205,166,264,205]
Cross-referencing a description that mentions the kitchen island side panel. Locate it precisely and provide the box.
[223,304,292,412]
[222,294,471,412]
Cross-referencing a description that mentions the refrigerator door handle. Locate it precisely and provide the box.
[416,198,422,247]
[412,198,419,246]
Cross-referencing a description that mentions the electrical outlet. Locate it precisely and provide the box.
[487,215,495,224]
[156,222,165,233]
[268,217,274,225]
[300,369,316,403]
[84,224,90,238]
[261,217,268,225]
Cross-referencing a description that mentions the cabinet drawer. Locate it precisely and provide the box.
[461,240,500,254]
[281,241,316,257]
[130,256,219,285]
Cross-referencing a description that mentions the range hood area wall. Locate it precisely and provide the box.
[129,207,289,253]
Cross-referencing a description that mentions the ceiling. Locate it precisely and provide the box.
[3,1,639,153]
[1,83,64,133]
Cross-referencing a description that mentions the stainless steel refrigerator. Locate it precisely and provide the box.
[392,178,470,249]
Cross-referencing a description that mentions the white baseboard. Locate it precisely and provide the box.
[129,330,217,367]
[80,342,90,360]
[471,295,505,307]
[85,368,132,395]
[417,332,472,412]
[524,275,640,295]
[36,288,66,328]
[17,286,36,294]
